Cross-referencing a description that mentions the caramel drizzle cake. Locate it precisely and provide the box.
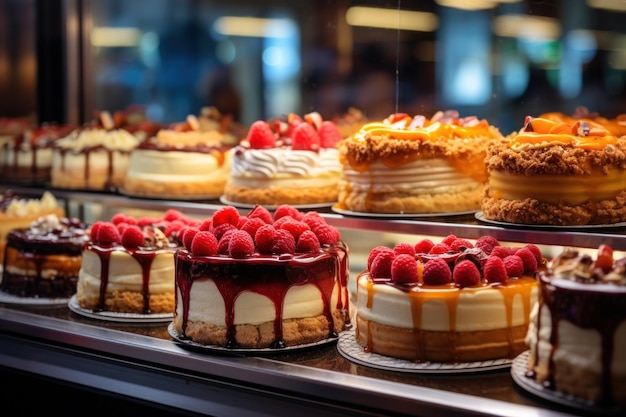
[525,245,626,406]
[173,204,349,349]
[482,115,626,225]
[337,110,503,214]
[353,235,541,362]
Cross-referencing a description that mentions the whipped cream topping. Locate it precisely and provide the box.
[3,191,60,217]
[230,147,341,178]
[56,128,140,152]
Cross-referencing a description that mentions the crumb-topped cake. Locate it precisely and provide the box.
[353,235,540,362]
[1,215,88,298]
[337,110,503,214]
[525,245,626,407]
[76,209,198,314]
[122,108,237,199]
[482,115,626,226]
[173,204,349,349]
[223,112,344,206]
[540,106,626,138]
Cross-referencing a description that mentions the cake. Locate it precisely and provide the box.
[0,123,75,185]
[540,106,626,137]
[50,113,141,191]
[223,112,344,206]
[75,209,198,314]
[524,245,626,407]
[122,108,237,199]
[1,214,88,298]
[482,115,626,226]
[172,204,350,349]
[0,190,65,264]
[353,235,541,362]
[337,110,503,214]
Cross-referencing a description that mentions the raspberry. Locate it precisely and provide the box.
[89,221,104,240]
[111,213,136,225]
[291,122,320,151]
[247,205,273,224]
[483,256,508,284]
[191,231,218,256]
[296,230,321,252]
[240,217,266,239]
[255,224,277,254]
[370,251,395,279]
[236,216,248,229]
[182,227,199,251]
[515,248,538,274]
[138,216,161,227]
[218,229,238,254]
[422,258,452,285]
[163,209,185,222]
[198,218,213,231]
[441,234,457,246]
[212,206,240,227]
[523,244,543,263]
[367,246,393,270]
[121,225,144,248]
[302,211,325,230]
[393,242,416,256]
[116,222,130,236]
[391,254,418,284]
[228,230,255,258]
[273,204,302,221]
[273,215,296,229]
[212,223,236,240]
[449,238,474,252]
[491,246,515,258]
[279,219,310,240]
[453,260,481,287]
[414,239,434,254]
[315,224,340,245]
[318,120,343,148]
[503,255,524,277]
[272,229,296,254]
[164,220,185,237]
[429,243,451,255]
[95,222,121,245]
[247,120,276,149]
[475,235,500,255]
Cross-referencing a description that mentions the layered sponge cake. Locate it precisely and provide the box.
[353,235,540,362]
[337,110,503,214]
[482,115,626,226]
[173,204,349,349]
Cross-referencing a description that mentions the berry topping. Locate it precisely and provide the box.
[491,246,515,258]
[228,230,255,258]
[594,244,614,273]
[449,238,474,251]
[475,235,500,255]
[278,218,311,240]
[370,250,395,279]
[422,258,452,285]
[247,120,276,149]
[274,204,303,221]
[523,244,543,263]
[318,120,343,148]
[503,255,524,277]
[240,217,266,239]
[272,229,296,254]
[163,209,185,222]
[181,227,199,251]
[212,222,236,240]
[212,206,240,227]
[111,213,137,225]
[315,224,340,245]
[296,230,321,252]
[94,222,121,245]
[218,229,237,254]
[247,205,273,224]
[393,243,416,256]
[515,247,538,274]
[121,225,144,248]
[441,234,457,246]
[483,256,508,284]
[391,254,418,284]
[255,224,277,254]
[191,231,219,256]
[429,243,451,254]
[291,122,320,151]
[414,239,434,254]
[453,260,481,287]
[367,246,394,270]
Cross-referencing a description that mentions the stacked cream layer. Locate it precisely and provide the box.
[483,116,626,225]
[338,111,502,214]
[226,147,341,204]
[123,128,232,198]
[525,247,626,406]
[51,128,140,190]
[77,248,175,314]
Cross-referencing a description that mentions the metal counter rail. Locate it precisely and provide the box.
[0,307,575,417]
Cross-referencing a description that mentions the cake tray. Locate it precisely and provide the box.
[475,211,626,230]
[332,206,477,219]
[68,295,173,323]
[168,322,339,355]
[219,196,334,210]
[511,351,625,415]
[337,329,512,374]
[0,290,70,307]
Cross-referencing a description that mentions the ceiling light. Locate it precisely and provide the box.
[492,15,561,40]
[213,17,296,38]
[346,6,438,32]
[435,0,498,11]
[91,27,141,47]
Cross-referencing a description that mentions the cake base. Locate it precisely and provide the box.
[76,290,174,315]
[123,176,227,198]
[224,183,339,206]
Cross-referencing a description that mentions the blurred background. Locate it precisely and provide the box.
[1,0,625,134]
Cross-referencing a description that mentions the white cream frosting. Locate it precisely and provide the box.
[355,274,537,332]
[230,147,341,179]
[342,158,482,195]
[177,278,342,326]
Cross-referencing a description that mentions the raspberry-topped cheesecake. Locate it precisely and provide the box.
[353,235,540,362]
[223,112,344,206]
[173,204,350,349]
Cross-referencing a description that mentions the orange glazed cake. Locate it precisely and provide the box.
[337,110,503,214]
[122,108,237,199]
[223,112,344,206]
[1,215,88,298]
[173,204,349,349]
[353,235,540,362]
[482,115,626,226]
[525,245,626,407]
[76,209,198,314]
